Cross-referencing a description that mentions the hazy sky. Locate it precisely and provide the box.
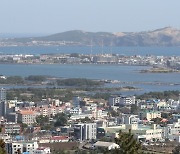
[0,0,180,34]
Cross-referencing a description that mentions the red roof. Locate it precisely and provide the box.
[51,136,69,140]
[161,118,168,122]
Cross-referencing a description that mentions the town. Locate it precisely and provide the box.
[0,87,180,153]
[0,53,180,72]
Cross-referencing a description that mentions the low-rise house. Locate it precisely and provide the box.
[93,141,119,150]
[50,136,69,143]
[103,124,163,141]
[34,147,51,154]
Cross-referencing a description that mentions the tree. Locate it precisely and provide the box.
[113,130,142,154]
[54,113,68,127]
[0,139,6,154]
[131,104,139,114]
[173,145,180,154]
[36,115,49,126]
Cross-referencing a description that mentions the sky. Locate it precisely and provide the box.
[0,0,180,34]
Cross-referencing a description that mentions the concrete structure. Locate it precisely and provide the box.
[139,111,161,121]
[73,96,81,108]
[0,134,11,142]
[119,96,135,106]
[93,55,118,64]
[108,96,120,106]
[74,123,97,141]
[6,141,38,154]
[163,119,180,140]
[0,88,7,117]
[122,114,139,124]
[93,141,119,150]
[2,123,21,135]
[104,124,163,141]
[17,110,37,125]
[34,147,51,154]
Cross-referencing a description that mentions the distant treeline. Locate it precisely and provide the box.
[0,76,24,84]
[0,75,46,84]
[0,75,103,87]
[7,88,74,102]
[137,90,180,100]
[56,78,103,86]
[25,75,46,82]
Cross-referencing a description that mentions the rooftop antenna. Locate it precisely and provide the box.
[110,41,113,55]
[90,39,93,61]
[101,40,104,55]
[90,39,93,56]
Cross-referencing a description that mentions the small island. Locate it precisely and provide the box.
[140,67,179,73]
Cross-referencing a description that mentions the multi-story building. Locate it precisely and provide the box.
[73,96,81,108]
[84,123,97,140]
[38,106,63,117]
[93,55,118,64]
[108,96,121,106]
[119,96,136,106]
[139,111,161,121]
[6,141,39,154]
[105,124,163,141]
[17,110,37,125]
[2,123,21,135]
[74,123,97,141]
[0,88,7,117]
[121,114,139,124]
[0,88,6,102]
[163,119,180,140]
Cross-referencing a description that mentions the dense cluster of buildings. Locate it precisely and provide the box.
[0,53,180,70]
[0,88,180,153]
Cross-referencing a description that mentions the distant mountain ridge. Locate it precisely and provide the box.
[3,27,180,46]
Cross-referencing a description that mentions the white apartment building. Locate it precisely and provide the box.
[39,106,63,117]
[6,141,38,154]
[84,123,97,140]
[74,123,97,141]
[108,96,121,106]
[163,119,180,140]
[69,107,82,115]
[105,124,163,141]
[3,123,21,135]
[119,96,136,106]
[139,111,161,121]
[121,114,139,124]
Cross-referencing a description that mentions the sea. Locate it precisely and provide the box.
[0,46,179,95]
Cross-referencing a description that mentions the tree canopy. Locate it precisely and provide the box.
[113,130,142,154]
[0,139,6,154]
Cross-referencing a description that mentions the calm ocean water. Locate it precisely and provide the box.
[0,46,180,56]
[0,46,179,95]
[0,64,179,95]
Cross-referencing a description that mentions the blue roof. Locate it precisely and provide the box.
[15,135,24,140]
